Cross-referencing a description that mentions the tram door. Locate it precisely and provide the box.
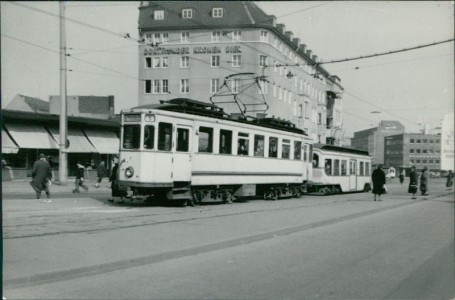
[349,160,357,190]
[173,125,192,182]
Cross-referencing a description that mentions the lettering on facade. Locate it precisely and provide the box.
[143,46,241,55]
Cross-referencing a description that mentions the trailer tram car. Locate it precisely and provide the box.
[118,99,313,205]
[308,144,372,195]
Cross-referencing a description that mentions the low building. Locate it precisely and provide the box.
[384,133,441,173]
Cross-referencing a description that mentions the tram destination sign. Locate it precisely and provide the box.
[144,45,241,56]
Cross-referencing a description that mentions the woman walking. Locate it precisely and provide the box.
[371,164,386,201]
[408,166,418,199]
[420,166,429,196]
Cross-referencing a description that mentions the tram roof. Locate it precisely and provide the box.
[127,98,307,135]
[313,143,369,156]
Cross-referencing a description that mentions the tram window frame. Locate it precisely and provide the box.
[198,127,213,153]
[294,141,302,160]
[313,153,319,167]
[219,129,232,154]
[325,159,332,175]
[158,122,173,151]
[237,132,249,156]
[365,162,370,176]
[359,161,364,176]
[143,125,155,150]
[269,137,278,158]
[282,139,291,159]
[254,135,265,157]
[303,144,308,162]
[334,159,340,175]
[123,125,141,150]
[350,161,356,175]
[176,128,189,152]
[341,160,347,175]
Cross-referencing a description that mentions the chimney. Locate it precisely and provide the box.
[292,38,300,47]
[312,55,318,63]
[268,15,277,27]
[285,31,293,41]
[276,24,285,34]
[299,44,307,53]
[306,49,312,57]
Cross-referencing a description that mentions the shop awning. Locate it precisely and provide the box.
[2,127,19,154]
[5,123,58,149]
[48,127,98,153]
[83,128,120,154]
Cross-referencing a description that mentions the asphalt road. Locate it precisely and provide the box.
[2,178,454,299]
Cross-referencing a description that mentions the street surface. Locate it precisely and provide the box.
[2,178,454,299]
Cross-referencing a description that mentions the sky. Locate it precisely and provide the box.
[1,1,454,138]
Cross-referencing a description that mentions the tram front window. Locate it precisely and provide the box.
[144,125,155,149]
[123,125,140,149]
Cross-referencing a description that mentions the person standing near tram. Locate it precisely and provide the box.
[408,166,418,199]
[371,164,386,201]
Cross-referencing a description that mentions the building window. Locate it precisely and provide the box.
[153,80,161,94]
[211,55,220,67]
[180,79,189,94]
[278,86,282,100]
[162,80,169,93]
[258,80,268,94]
[423,139,427,143]
[232,30,241,41]
[153,33,161,44]
[272,84,276,98]
[181,31,189,43]
[210,79,219,94]
[283,90,287,102]
[161,57,168,68]
[162,33,169,43]
[417,139,421,143]
[259,55,267,67]
[153,57,160,68]
[260,30,268,42]
[304,101,310,119]
[232,55,241,67]
[212,31,221,42]
[410,149,414,153]
[299,104,303,118]
[182,9,192,19]
[410,159,415,163]
[410,138,415,143]
[231,79,240,94]
[212,7,223,18]
[318,113,322,125]
[154,10,164,20]
[145,57,152,68]
[181,56,189,68]
[145,80,152,94]
[416,149,421,153]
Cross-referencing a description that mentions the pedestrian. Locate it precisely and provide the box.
[408,165,418,199]
[371,164,386,201]
[420,166,429,196]
[399,172,405,184]
[30,153,52,199]
[95,161,107,188]
[73,162,89,193]
[446,170,454,189]
[108,157,126,203]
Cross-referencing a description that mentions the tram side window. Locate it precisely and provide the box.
[350,161,356,175]
[237,132,249,155]
[334,159,340,175]
[325,159,332,175]
[198,127,213,153]
[282,139,290,159]
[303,144,308,162]
[269,137,278,158]
[360,162,364,176]
[313,153,319,167]
[294,141,302,160]
[158,122,173,151]
[365,162,370,176]
[219,129,232,154]
[143,125,155,149]
[341,160,347,175]
[123,125,140,149]
[176,128,189,152]
[254,135,265,157]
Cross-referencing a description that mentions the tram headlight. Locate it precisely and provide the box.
[125,167,134,178]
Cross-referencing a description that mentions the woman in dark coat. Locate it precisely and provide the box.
[371,164,386,201]
[420,166,429,196]
[108,158,126,203]
[408,166,418,199]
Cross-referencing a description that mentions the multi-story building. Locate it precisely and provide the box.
[351,121,405,165]
[137,1,344,144]
[384,133,442,171]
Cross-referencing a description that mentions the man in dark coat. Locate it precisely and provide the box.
[408,166,418,199]
[420,166,429,196]
[108,157,126,203]
[73,162,89,193]
[371,164,386,201]
[30,153,52,199]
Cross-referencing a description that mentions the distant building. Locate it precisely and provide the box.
[5,94,50,113]
[137,1,344,144]
[440,112,454,171]
[49,95,115,120]
[351,121,405,165]
[384,133,441,172]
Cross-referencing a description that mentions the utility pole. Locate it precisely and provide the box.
[59,1,68,185]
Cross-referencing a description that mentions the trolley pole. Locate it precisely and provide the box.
[58,1,68,185]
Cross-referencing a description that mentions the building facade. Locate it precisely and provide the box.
[440,112,454,171]
[351,121,405,165]
[384,133,442,172]
[137,1,344,144]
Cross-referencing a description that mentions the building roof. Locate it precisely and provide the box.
[6,94,49,113]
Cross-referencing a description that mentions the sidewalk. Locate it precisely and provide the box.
[1,179,111,197]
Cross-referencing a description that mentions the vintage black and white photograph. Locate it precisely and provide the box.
[1,1,454,299]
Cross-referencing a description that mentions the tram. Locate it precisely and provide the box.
[308,144,372,195]
[118,98,313,205]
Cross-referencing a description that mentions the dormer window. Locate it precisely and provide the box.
[154,10,164,20]
[182,9,193,19]
[212,7,223,18]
